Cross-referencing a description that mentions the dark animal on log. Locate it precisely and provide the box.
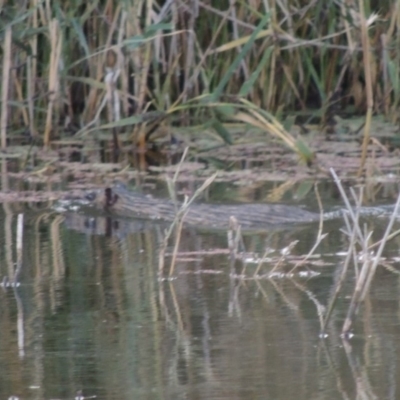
[88,184,322,230]
[85,184,399,231]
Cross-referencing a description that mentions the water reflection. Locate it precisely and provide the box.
[1,208,400,399]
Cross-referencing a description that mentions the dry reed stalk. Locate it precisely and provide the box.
[358,196,400,299]
[126,0,143,97]
[232,102,298,151]
[105,6,122,52]
[12,69,29,128]
[228,0,249,82]
[289,184,328,273]
[158,148,217,277]
[158,146,187,277]
[268,240,298,275]
[357,0,374,176]
[116,10,130,117]
[322,168,370,333]
[83,70,103,122]
[253,247,273,277]
[340,0,356,54]
[1,25,12,150]
[37,0,47,27]
[126,0,152,149]
[3,0,399,145]
[183,2,198,97]
[166,172,218,276]
[227,216,241,257]
[27,56,36,137]
[44,19,62,147]
[44,0,51,23]
[137,0,153,112]
[168,209,188,277]
[210,29,273,55]
[324,168,400,335]
[170,6,229,109]
[381,34,390,116]
[321,176,363,333]
[281,63,306,109]
[226,216,247,276]
[27,0,39,137]
[105,49,121,151]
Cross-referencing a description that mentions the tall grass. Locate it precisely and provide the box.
[0,0,398,150]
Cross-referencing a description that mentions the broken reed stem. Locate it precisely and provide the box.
[368,228,400,250]
[357,0,374,176]
[359,190,400,299]
[226,216,248,276]
[164,171,217,276]
[322,216,358,333]
[342,256,372,334]
[327,168,400,335]
[158,237,167,279]
[158,148,189,279]
[167,146,189,208]
[330,168,364,240]
[253,247,271,277]
[227,216,241,258]
[290,183,327,273]
[254,183,327,279]
[322,184,363,333]
[268,240,298,275]
[168,208,188,277]
[158,147,217,278]
[1,26,12,150]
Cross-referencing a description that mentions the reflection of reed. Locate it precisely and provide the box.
[159,269,218,391]
[1,212,26,359]
[2,159,13,282]
[4,204,13,280]
[2,201,400,399]
[343,339,378,399]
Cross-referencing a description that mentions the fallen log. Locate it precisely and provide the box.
[89,184,321,229]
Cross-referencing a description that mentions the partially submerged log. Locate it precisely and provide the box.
[90,184,321,229]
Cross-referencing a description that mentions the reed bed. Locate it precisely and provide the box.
[0,0,398,154]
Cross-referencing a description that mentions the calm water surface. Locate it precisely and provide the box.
[1,194,400,400]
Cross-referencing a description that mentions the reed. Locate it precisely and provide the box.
[0,0,397,159]
[1,25,12,149]
[157,147,217,278]
[322,168,400,336]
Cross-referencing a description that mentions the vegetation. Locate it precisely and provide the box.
[0,0,399,163]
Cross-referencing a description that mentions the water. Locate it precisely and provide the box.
[1,198,400,399]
